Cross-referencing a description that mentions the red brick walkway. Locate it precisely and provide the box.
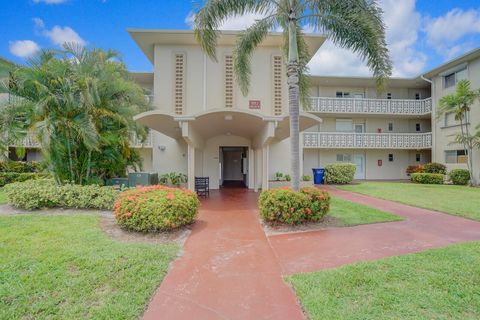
[143,187,480,319]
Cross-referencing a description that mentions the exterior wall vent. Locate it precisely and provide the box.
[174,53,186,115]
[224,54,234,108]
[272,55,283,115]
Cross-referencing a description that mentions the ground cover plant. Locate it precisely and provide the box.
[288,241,480,320]
[0,214,177,319]
[338,182,480,221]
[114,185,200,232]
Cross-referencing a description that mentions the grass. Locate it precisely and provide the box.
[329,197,402,226]
[338,182,480,221]
[288,241,480,320]
[0,214,178,319]
[0,189,6,204]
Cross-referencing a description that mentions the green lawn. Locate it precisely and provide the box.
[338,182,480,221]
[288,241,480,320]
[330,197,401,226]
[0,214,178,319]
[0,189,6,204]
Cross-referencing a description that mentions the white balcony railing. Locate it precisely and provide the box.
[9,131,153,149]
[307,97,432,115]
[303,132,432,149]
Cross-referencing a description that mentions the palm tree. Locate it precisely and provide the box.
[193,0,392,190]
[438,79,480,185]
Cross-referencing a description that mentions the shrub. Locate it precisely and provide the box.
[159,172,188,187]
[423,162,447,174]
[302,175,312,181]
[0,161,41,173]
[449,169,470,185]
[410,173,444,184]
[284,174,291,181]
[259,187,330,225]
[114,185,200,232]
[4,179,119,210]
[324,163,356,184]
[406,165,424,175]
[275,172,284,181]
[0,172,50,187]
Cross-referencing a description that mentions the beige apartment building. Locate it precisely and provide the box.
[9,30,480,190]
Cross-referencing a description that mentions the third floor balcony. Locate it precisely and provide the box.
[306,97,432,116]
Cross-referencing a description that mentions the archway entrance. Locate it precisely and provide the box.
[220,146,248,188]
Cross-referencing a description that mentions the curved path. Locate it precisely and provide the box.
[143,187,480,320]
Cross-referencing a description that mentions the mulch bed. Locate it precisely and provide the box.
[262,215,345,236]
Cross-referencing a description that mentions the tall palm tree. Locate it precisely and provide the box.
[193,0,392,190]
[438,79,480,185]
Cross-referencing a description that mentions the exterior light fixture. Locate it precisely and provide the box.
[224,115,233,121]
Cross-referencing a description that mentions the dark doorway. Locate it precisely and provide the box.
[220,146,248,188]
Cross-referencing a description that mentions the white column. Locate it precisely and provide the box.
[187,144,195,191]
[262,145,269,191]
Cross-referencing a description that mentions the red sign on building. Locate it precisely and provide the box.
[249,100,261,109]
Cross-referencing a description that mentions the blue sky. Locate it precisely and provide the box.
[1,0,479,77]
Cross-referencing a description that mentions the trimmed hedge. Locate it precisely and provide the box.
[4,179,119,210]
[449,169,470,185]
[259,187,330,225]
[114,185,200,232]
[410,173,444,184]
[423,162,447,174]
[406,165,424,175]
[0,161,41,173]
[0,172,50,187]
[324,163,356,184]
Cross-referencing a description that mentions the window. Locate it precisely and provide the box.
[415,123,421,132]
[445,150,467,164]
[336,91,343,98]
[388,154,394,162]
[444,67,468,88]
[415,93,421,100]
[387,93,392,100]
[336,154,352,162]
[335,119,353,132]
[336,91,351,98]
[388,122,393,131]
[416,153,421,162]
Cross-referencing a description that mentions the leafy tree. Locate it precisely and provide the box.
[0,44,148,184]
[438,79,480,185]
[193,0,392,190]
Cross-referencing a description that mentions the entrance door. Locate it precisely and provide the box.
[353,154,365,179]
[220,147,248,188]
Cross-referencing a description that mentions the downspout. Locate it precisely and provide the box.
[421,74,435,162]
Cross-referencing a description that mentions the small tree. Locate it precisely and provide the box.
[438,80,480,185]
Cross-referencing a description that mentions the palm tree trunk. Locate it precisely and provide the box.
[463,114,476,185]
[458,116,473,185]
[287,14,300,191]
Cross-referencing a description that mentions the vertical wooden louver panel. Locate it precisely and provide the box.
[272,55,283,115]
[174,53,185,115]
[225,55,234,108]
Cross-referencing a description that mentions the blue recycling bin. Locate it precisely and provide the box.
[312,168,325,185]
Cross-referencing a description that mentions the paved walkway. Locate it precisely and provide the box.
[143,187,480,320]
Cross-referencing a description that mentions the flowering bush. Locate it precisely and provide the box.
[410,173,444,184]
[406,165,424,176]
[114,185,200,232]
[258,187,330,225]
[4,179,119,210]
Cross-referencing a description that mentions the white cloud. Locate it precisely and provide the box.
[308,0,426,78]
[43,25,86,46]
[33,0,67,4]
[424,8,480,58]
[9,40,40,58]
[185,11,267,30]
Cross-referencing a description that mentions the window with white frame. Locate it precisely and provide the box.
[445,150,467,164]
[335,119,353,132]
[444,67,468,88]
[336,154,352,162]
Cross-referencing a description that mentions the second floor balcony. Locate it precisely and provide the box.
[303,132,432,149]
[307,97,432,116]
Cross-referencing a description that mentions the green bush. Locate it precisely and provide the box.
[449,169,470,185]
[410,173,444,184]
[423,162,447,174]
[302,175,312,181]
[259,187,330,225]
[0,172,50,187]
[406,165,424,175]
[324,163,356,184]
[114,185,200,232]
[0,161,42,173]
[4,179,119,210]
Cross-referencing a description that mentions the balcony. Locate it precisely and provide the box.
[303,132,432,149]
[307,97,432,116]
[9,131,153,149]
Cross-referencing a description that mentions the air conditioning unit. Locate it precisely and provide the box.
[128,172,159,187]
[106,178,129,188]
